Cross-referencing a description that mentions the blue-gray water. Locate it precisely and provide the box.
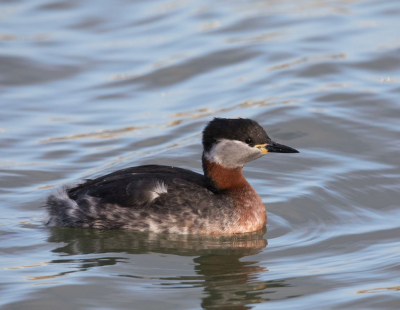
[1,0,400,309]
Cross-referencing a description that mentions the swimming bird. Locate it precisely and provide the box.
[46,118,299,235]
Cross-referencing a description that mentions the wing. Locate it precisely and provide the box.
[67,165,209,208]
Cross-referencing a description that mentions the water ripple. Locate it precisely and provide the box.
[1,0,400,309]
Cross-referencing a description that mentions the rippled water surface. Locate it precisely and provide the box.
[1,0,400,309]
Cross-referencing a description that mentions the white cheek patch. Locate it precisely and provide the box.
[204,139,264,168]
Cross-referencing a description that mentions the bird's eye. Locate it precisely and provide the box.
[245,138,252,145]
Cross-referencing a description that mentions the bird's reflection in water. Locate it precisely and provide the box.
[47,227,287,309]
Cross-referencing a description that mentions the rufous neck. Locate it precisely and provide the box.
[202,155,250,191]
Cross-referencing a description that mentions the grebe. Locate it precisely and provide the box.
[46,118,299,235]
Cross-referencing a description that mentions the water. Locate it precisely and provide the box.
[1,0,400,308]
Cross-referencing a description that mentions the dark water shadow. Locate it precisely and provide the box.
[46,227,288,309]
